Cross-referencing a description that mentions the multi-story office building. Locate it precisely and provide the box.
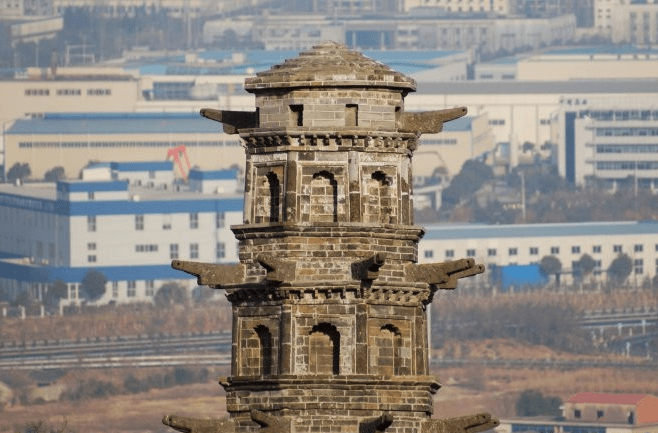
[595,0,658,44]
[0,163,243,305]
[552,96,658,188]
[419,221,658,287]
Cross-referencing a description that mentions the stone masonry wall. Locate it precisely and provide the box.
[256,89,403,131]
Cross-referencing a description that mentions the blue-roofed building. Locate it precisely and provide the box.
[419,221,658,288]
[0,164,243,306]
[3,112,243,181]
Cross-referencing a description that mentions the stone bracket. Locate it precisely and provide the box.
[397,107,467,134]
[351,253,386,281]
[359,413,394,433]
[421,413,499,433]
[257,254,297,284]
[406,258,484,290]
[251,409,294,433]
[171,260,245,287]
[162,415,235,433]
[200,108,259,134]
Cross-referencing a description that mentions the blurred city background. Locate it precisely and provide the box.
[1,1,658,432]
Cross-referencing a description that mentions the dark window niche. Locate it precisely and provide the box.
[290,104,303,126]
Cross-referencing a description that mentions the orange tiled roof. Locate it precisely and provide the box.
[567,393,651,405]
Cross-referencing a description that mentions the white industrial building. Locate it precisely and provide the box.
[419,221,658,288]
[552,95,658,188]
[0,162,243,305]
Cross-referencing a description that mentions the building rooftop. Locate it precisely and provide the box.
[422,221,658,240]
[567,392,653,406]
[128,48,465,78]
[244,42,416,92]
[415,80,658,95]
[6,112,224,135]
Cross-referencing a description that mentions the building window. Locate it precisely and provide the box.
[634,244,643,252]
[87,242,96,250]
[424,250,434,259]
[190,213,198,229]
[634,259,643,274]
[127,281,136,297]
[574,410,581,419]
[488,248,497,257]
[572,246,580,254]
[597,410,604,419]
[594,260,602,275]
[509,248,518,256]
[87,215,96,232]
[445,249,454,258]
[345,104,358,127]
[530,247,539,255]
[550,246,559,254]
[216,212,225,229]
[290,104,303,126]
[466,249,476,257]
[170,244,179,259]
[216,242,226,259]
[163,214,172,230]
[88,192,95,200]
[135,244,158,252]
[190,243,199,259]
[614,245,622,253]
[87,255,96,263]
[112,281,118,298]
[135,215,144,230]
[593,245,601,254]
[145,280,155,297]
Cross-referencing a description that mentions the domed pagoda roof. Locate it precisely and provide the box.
[244,42,416,93]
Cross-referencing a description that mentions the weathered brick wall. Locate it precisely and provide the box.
[256,89,403,131]
[244,151,413,227]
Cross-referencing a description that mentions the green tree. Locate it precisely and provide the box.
[44,166,65,182]
[6,162,31,183]
[441,160,494,209]
[12,290,39,308]
[539,255,562,285]
[608,253,633,285]
[516,389,562,417]
[81,270,108,302]
[44,280,68,309]
[154,282,188,307]
[578,254,596,276]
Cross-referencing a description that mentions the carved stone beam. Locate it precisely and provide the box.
[406,258,485,290]
[422,413,499,433]
[257,254,296,284]
[162,415,235,433]
[359,413,394,433]
[171,260,245,287]
[397,107,467,134]
[200,108,259,134]
[250,409,294,433]
[352,253,386,281]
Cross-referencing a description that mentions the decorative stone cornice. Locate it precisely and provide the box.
[238,129,418,154]
[231,222,425,242]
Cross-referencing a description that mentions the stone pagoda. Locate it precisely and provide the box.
[163,42,498,433]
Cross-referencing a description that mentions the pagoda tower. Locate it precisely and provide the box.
[163,42,497,433]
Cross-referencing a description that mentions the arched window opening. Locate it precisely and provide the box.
[375,324,403,376]
[309,323,340,375]
[363,171,396,224]
[255,325,273,376]
[310,171,338,223]
[266,172,280,223]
